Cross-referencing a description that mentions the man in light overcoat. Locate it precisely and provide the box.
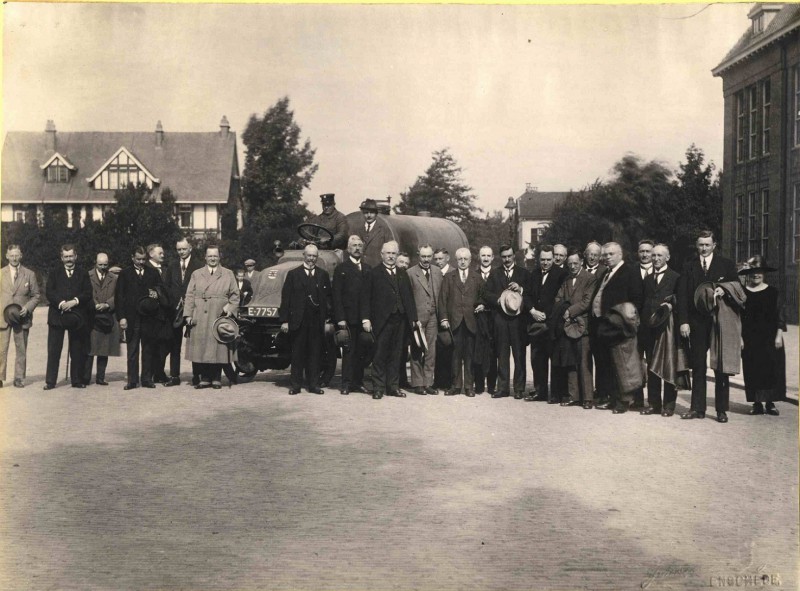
[84,253,121,385]
[405,244,442,395]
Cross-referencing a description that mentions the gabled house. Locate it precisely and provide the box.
[712,3,800,322]
[1,117,241,238]
[513,184,570,250]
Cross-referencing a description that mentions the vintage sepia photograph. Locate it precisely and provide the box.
[1,2,798,589]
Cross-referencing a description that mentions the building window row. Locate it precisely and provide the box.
[735,189,770,262]
[736,78,771,162]
[794,184,800,262]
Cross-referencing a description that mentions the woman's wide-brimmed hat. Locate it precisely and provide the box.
[737,255,777,275]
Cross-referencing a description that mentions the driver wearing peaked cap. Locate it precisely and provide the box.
[306,193,349,250]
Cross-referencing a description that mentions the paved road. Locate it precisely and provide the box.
[0,323,796,590]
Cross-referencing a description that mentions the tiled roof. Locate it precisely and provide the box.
[517,190,569,220]
[2,129,238,204]
[713,4,800,76]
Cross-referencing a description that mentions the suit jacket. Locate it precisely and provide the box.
[527,266,567,317]
[555,269,598,336]
[0,265,40,329]
[46,265,92,327]
[641,267,680,328]
[166,254,204,306]
[279,265,332,331]
[356,216,392,269]
[676,254,738,327]
[114,265,164,323]
[237,278,253,306]
[482,265,532,314]
[361,264,417,335]
[333,258,371,325]
[591,261,643,317]
[438,269,483,333]
[406,264,443,323]
[89,268,118,313]
[584,263,608,283]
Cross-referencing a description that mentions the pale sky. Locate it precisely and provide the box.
[3,3,750,215]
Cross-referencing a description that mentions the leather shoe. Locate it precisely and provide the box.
[492,391,509,398]
[141,382,156,389]
[661,410,674,417]
[288,388,300,395]
[612,407,627,414]
[164,377,181,387]
[71,383,86,389]
[13,379,25,388]
[514,392,525,400]
[195,382,211,390]
[583,402,593,409]
[766,403,780,416]
[123,383,139,391]
[95,380,108,386]
[640,407,657,415]
[475,388,484,395]
[211,381,222,390]
[372,391,384,400]
[390,390,406,398]
[565,400,582,407]
[340,388,350,395]
[445,389,459,396]
[424,387,438,395]
[191,376,201,387]
[43,383,55,390]
[680,410,705,420]
[559,400,573,406]
[465,390,475,397]
[595,402,613,410]
[749,403,764,415]
[547,399,559,404]
[413,387,425,395]
[716,411,728,423]
[309,388,324,395]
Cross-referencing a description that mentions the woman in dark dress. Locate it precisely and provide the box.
[738,256,786,416]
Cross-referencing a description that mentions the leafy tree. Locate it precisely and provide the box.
[241,96,316,235]
[394,148,480,223]
[462,210,511,254]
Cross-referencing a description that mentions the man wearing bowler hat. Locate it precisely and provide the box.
[0,244,40,388]
[115,246,165,390]
[677,230,739,423]
[308,193,349,250]
[84,253,121,386]
[356,199,391,268]
[44,244,92,390]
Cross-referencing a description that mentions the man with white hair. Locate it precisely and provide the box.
[438,248,483,396]
[406,244,443,395]
[553,244,568,269]
[0,244,40,388]
[361,241,418,399]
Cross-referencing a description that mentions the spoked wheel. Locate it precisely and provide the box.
[297,223,334,246]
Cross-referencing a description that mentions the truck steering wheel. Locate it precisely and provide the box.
[298,223,335,246]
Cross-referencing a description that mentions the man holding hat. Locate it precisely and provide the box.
[0,244,40,388]
[83,253,121,386]
[166,238,204,387]
[677,230,739,423]
[356,199,391,268]
[308,193,348,250]
[115,246,165,390]
[44,244,92,390]
[483,244,531,399]
[333,235,371,395]
[406,244,443,395]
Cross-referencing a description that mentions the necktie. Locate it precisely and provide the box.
[181,260,186,281]
[11,267,16,283]
[365,222,372,234]
[587,266,597,274]
[99,272,105,282]
[461,270,466,283]
[541,272,548,285]
[67,269,73,278]
[702,257,708,274]
[210,268,214,276]
[137,269,142,278]
[655,271,664,284]
[505,268,512,281]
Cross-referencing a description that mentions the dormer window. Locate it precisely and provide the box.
[39,152,76,184]
[86,146,159,190]
[752,13,764,34]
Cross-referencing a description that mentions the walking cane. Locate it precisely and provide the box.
[65,350,70,382]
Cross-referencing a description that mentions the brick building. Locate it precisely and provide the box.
[1,117,241,239]
[713,3,800,322]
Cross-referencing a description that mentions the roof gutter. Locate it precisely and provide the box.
[712,23,800,77]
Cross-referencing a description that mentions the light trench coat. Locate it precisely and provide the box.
[183,266,239,364]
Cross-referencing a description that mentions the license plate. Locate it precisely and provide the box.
[246,306,278,317]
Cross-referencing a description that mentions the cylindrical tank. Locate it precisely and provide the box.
[345,212,468,268]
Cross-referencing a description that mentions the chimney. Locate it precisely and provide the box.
[219,115,230,138]
[45,120,56,152]
[525,182,537,193]
[155,120,164,147]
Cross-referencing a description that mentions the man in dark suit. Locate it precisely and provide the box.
[640,243,681,416]
[361,240,418,399]
[677,230,739,423]
[583,241,607,279]
[333,235,371,395]
[553,249,597,407]
[279,244,332,395]
[433,248,455,390]
[473,246,497,395]
[439,248,483,396]
[115,245,165,390]
[525,244,567,402]
[146,243,170,384]
[483,244,531,399]
[356,199,392,269]
[590,241,643,413]
[165,238,204,386]
[632,239,655,408]
[44,243,92,390]
[234,269,254,307]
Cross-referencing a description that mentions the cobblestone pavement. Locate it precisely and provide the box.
[0,323,796,590]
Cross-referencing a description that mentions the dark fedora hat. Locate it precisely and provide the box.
[334,325,351,348]
[527,322,548,339]
[58,309,83,331]
[3,303,23,328]
[693,282,717,316]
[359,198,379,213]
[648,303,672,330]
[437,325,454,347]
[738,255,777,275]
[358,330,376,365]
[93,311,114,334]
[136,296,160,318]
[213,316,240,344]
[563,316,586,339]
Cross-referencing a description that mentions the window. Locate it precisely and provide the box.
[748,192,761,257]
[795,66,800,146]
[46,162,70,183]
[795,185,800,261]
[762,79,771,155]
[177,204,192,228]
[735,194,744,261]
[752,13,764,34]
[749,85,758,159]
[737,91,746,162]
[761,189,769,256]
[91,149,153,190]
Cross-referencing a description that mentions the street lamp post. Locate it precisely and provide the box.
[505,197,516,248]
